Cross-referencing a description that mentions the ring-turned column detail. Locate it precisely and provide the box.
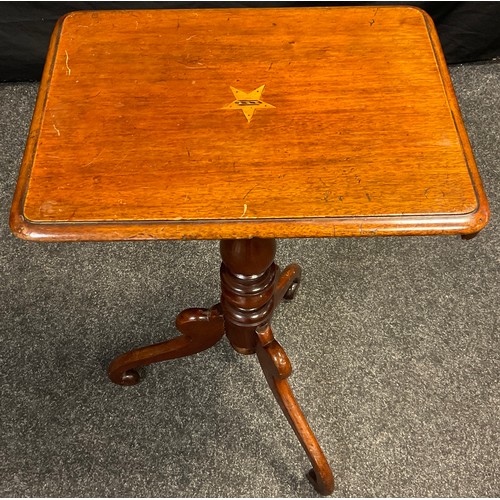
[220,238,278,354]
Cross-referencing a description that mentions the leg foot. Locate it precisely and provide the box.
[461,232,478,240]
[108,304,225,385]
[275,264,302,305]
[255,324,334,495]
[118,368,141,385]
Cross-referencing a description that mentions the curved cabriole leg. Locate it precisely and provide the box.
[255,324,334,495]
[275,263,302,305]
[108,304,225,386]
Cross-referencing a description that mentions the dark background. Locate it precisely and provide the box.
[1,1,500,82]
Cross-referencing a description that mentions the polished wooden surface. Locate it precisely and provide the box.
[11,6,489,241]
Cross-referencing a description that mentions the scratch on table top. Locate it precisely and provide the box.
[174,59,206,69]
[243,187,256,200]
[64,50,71,76]
[240,204,248,218]
[369,8,379,26]
[52,123,60,136]
[82,150,104,168]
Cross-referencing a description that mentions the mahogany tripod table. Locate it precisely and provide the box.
[10,7,489,495]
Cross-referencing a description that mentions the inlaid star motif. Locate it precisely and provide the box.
[222,85,275,123]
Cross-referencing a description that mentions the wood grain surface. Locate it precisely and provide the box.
[10,6,489,240]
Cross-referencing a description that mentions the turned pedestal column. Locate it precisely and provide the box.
[107,238,333,495]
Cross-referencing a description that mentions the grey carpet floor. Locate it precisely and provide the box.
[1,61,499,498]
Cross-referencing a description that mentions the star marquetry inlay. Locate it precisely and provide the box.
[222,85,275,123]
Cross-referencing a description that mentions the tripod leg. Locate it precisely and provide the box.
[108,304,225,385]
[255,324,334,495]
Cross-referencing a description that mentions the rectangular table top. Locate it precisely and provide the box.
[10,6,489,240]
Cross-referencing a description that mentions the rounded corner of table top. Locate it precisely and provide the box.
[56,9,90,26]
[9,207,35,242]
[397,5,435,23]
[464,198,491,235]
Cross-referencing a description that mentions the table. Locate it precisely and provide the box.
[10,6,489,495]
